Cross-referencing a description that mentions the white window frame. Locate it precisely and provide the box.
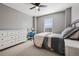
[44,17,53,32]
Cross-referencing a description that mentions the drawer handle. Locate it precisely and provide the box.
[1,44,4,46]
[11,33,14,34]
[11,37,13,38]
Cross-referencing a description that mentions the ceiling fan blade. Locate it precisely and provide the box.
[30,3,36,5]
[39,5,47,7]
[30,6,36,9]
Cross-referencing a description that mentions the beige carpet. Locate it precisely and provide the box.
[0,40,61,56]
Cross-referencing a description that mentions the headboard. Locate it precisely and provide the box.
[71,19,79,27]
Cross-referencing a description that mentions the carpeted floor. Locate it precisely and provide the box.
[0,40,61,56]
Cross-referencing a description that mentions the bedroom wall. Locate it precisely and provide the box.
[72,4,79,22]
[0,4,33,30]
[72,4,79,26]
[37,11,65,33]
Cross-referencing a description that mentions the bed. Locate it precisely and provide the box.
[34,19,79,55]
[34,32,62,48]
[34,32,65,55]
[34,32,52,48]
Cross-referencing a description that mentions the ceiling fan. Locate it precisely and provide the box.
[30,3,47,11]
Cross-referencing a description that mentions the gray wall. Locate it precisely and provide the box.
[0,4,33,30]
[37,11,65,33]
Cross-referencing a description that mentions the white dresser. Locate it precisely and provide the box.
[0,30,27,50]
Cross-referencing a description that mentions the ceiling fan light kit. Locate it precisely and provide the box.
[35,6,39,10]
[29,3,47,11]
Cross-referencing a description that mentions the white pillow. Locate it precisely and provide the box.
[61,27,74,37]
[76,23,79,27]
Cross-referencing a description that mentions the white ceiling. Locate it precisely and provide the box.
[3,3,79,16]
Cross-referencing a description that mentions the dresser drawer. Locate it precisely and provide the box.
[7,40,16,46]
[0,30,27,50]
[0,37,8,42]
[8,36,16,40]
[8,32,16,36]
[0,32,7,37]
[0,43,6,50]
[0,42,10,50]
[0,40,16,50]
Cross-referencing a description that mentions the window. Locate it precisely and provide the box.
[44,18,53,32]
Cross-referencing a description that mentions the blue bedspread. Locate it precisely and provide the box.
[42,36,65,55]
[51,37,65,55]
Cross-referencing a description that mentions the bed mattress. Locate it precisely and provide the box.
[34,32,52,48]
[34,32,62,48]
[34,32,65,55]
